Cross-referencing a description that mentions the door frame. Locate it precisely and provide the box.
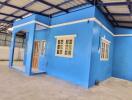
[32,40,41,71]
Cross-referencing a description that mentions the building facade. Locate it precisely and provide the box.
[9,5,132,88]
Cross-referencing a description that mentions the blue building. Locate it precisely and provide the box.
[9,4,132,88]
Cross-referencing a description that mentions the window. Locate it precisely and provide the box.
[55,35,76,58]
[41,41,46,55]
[100,38,110,61]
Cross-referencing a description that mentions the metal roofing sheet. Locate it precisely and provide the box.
[8,0,34,7]
[26,1,51,12]
[0,0,132,34]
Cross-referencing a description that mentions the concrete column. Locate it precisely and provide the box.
[9,33,16,68]
[25,24,36,76]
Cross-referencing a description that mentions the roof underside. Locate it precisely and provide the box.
[98,0,132,29]
[0,0,132,34]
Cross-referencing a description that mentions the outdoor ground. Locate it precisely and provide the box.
[0,61,132,100]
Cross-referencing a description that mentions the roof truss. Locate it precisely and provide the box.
[0,0,131,35]
[96,0,132,28]
[0,0,89,34]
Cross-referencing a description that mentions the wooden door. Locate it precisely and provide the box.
[32,41,40,69]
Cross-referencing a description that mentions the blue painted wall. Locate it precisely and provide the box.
[113,28,132,81]
[23,32,29,65]
[35,14,50,25]
[13,15,36,26]
[10,15,37,75]
[13,14,50,26]
[44,6,96,87]
[51,5,95,25]
[89,8,114,87]
[115,27,132,35]
[46,22,94,88]
[89,23,114,87]
[10,23,36,75]
[94,8,114,33]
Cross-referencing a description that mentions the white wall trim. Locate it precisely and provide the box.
[93,18,114,36]
[13,20,36,29]
[114,34,132,37]
[35,21,50,28]
[55,34,77,38]
[12,17,114,36]
[51,18,95,28]
[12,17,132,37]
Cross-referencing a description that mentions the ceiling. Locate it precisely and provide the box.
[0,0,88,34]
[98,0,132,28]
[0,0,131,34]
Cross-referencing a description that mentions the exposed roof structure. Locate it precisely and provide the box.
[98,0,132,29]
[0,0,132,34]
[0,0,88,34]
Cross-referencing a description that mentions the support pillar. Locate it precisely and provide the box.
[9,33,16,68]
[24,24,36,76]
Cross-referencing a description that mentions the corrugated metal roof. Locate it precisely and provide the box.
[0,0,88,33]
[100,0,132,28]
[0,0,131,34]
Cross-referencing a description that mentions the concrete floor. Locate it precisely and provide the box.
[0,61,132,100]
[13,61,24,67]
[12,61,39,73]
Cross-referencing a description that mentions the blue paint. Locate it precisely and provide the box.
[23,32,28,65]
[9,33,16,68]
[13,15,36,26]
[46,22,93,88]
[88,7,114,87]
[35,30,47,40]
[89,22,114,87]
[35,14,50,25]
[94,7,114,33]
[51,6,95,25]
[113,28,132,81]
[115,27,132,35]
[10,21,36,75]
[9,5,132,88]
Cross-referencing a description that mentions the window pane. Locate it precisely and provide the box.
[58,40,60,44]
[101,39,110,60]
[56,39,64,55]
[61,40,63,44]
[64,39,73,56]
[57,45,60,49]
[60,50,63,54]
